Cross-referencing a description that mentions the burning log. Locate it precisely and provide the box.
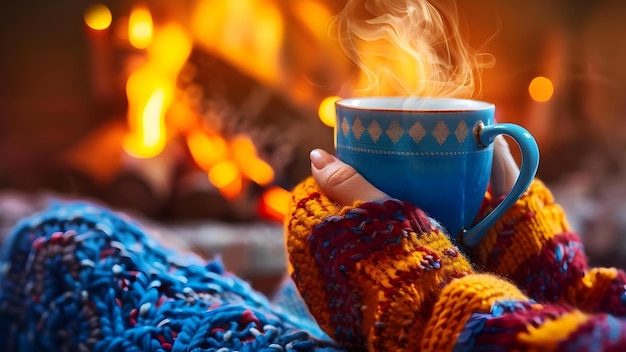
[181,48,333,190]
[100,147,181,218]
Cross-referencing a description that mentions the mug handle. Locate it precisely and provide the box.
[460,122,540,247]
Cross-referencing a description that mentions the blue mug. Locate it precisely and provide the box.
[334,97,539,247]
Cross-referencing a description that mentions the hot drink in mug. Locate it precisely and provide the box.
[334,97,539,246]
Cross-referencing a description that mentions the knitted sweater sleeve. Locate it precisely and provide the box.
[285,177,626,351]
[474,179,626,316]
[285,177,476,350]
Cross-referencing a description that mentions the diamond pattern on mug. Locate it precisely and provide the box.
[368,120,383,143]
[386,120,404,144]
[432,121,450,145]
[409,122,427,144]
[341,117,350,137]
[352,118,365,140]
[454,120,469,144]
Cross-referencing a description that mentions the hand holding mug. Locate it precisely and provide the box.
[310,135,520,208]
[332,97,539,246]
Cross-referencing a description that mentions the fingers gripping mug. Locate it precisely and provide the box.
[334,97,539,247]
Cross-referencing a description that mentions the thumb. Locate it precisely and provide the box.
[490,136,520,199]
[309,149,388,205]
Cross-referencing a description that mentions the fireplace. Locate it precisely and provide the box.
[2,0,626,268]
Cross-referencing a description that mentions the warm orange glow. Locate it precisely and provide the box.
[244,159,274,186]
[208,160,243,198]
[231,135,256,160]
[259,186,291,223]
[148,24,192,76]
[123,87,168,158]
[187,131,228,171]
[84,3,112,31]
[123,64,175,159]
[129,6,153,49]
[141,88,167,147]
[63,121,127,183]
[114,16,129,40]
[293,1,333,37]
[215,172,243,199]
[167,101,199,135]
[318,96,341,127]
[529,76,554,102]
[208,160,240,188]
[124,21,192,159]
[231,135,274,185]
[191,0,284,86]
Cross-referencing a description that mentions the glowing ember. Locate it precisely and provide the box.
[231,135,274,186]
[209,160,243,199]
[259,186,292,223]
[529,76,554,102]
[84,3,112,31]
[187,132,274,197]
[186,130,229,172]
[128,5,153,49]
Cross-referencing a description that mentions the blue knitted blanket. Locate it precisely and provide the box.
[0,202,341,351]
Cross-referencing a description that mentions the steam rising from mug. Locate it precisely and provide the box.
[332,0,494,98]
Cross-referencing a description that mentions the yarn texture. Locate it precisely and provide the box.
[0,202,339,351]
[3,177,626,351]
[285,177,626,351]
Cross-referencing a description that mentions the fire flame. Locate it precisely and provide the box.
[190,0,285,87]
[119,3,286,202]
[115,0,494,220]
[185,130,274,199]
[128,5,153,49]
[186,130,229,171]
[208,160,243,199]
[124,20,192,159]
[117,0,498,219]
[123,86,168,158]
[231,135,274,186]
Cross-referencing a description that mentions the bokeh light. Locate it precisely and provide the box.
[84,4,112,31]
[528,76,554,102]
[259,186,291,223]
[318,96,341,127]
[208,160,240,188]
[129,6,153,49]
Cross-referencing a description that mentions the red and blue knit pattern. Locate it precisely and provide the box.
[286,189,476,351]
[477,183,626,315]
[0,203,342,352]
[306,199,440,347]
[285,178,626,351]
[455,299,626,351]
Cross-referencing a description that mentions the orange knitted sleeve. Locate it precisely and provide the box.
[285,177,481,350]
[474,179,626,316]
[285,177,626,351]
